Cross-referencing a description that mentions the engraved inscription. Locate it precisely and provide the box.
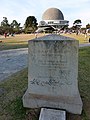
[30,77,72,87]
[29,43,72,88]
[31,49,70,69]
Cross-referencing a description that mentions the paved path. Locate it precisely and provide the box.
[0,48,28,82]
[79,43,90,47]
[0,43,90,82]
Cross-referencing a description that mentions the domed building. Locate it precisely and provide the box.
[42,8,69,28]
[42,8,64,20]
[36,8,69,32]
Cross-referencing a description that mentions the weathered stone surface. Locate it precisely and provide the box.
[39,108,66,120]
[23,34,83,114]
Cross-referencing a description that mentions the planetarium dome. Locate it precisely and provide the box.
[42,8,64,20]
[36,7,69,32]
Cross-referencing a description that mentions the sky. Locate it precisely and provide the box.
[0,0,90,27]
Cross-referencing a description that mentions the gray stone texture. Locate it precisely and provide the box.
[39,108,66,120]
[23,34,83,114]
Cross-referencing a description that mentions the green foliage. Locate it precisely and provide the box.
[0,17,22,34]
[10,20,21,33]
[78,47,90,120]
[73,19,82,25]
[0,68,28,120]
[5,97,26,120]
[73,19,82,35]
[73,19,82,29]
[1,17,10,34]
[1,17,10,27]
[24,16,38,33]
[86,24,90,29]
[0,16,38,34]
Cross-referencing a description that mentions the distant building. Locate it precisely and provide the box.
[36,8,69,32]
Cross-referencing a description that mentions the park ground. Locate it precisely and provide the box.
[0,33,90,50]
[0,33,46,50]
[0,33,90,120]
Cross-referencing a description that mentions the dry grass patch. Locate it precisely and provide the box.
[0,33,88,51]
[0,33,46,50]
[62,33,89,43]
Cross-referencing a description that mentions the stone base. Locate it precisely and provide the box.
[23,89,83,114]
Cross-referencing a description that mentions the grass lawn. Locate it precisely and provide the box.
[62,33,89,44]
[0,47,90,120]
[0,33,89,51]
[0,33,45,51]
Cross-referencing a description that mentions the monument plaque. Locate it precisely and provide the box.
[39,108,66,120]
[23,34,83,114]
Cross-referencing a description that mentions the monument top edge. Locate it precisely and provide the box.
[29,34,77,42]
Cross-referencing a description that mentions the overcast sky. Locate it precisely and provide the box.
[0,0,90,27]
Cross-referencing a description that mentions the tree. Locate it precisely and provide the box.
[1,17,10,33]
[0,26,4,35]
[86,24,90,29]
[24,16,38,33]
[73,19,82,35]
[73,19,82,25]
[1,17,9,27]
[10,20,21,33]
